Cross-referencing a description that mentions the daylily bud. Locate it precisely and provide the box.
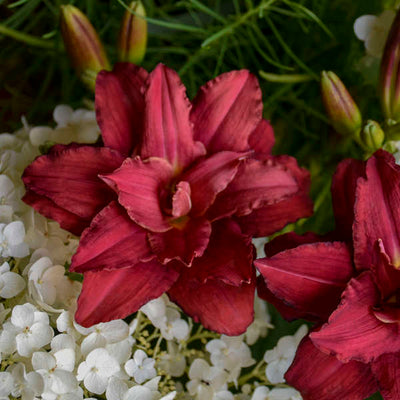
[320,71,362,138]
[118,1,147,64]
[60,5,110,90]
[380,8,400,121]
[360,120,385,151]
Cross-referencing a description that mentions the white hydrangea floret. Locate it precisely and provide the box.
[8,363,44,399]
[32,350,78,396]
[0,261,25,298]
[245,296,273,346]
[0,221,29,258]
[77,348,120,395]
[264,325,308,384]
[186,359,229,400]
[27,256,81,310]
[125,349,157,384]
[11,303,54,357]
[75,319,129,357]
[29,105,99,147]
[206,335,255,377]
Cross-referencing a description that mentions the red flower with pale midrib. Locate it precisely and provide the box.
[22,63,312,334]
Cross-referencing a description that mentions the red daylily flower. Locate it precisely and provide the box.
[23,63,312,334]
[255,150,400,399]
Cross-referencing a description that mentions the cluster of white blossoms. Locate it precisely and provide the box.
[0,106,305,400]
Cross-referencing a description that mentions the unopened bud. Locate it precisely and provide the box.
[380,8,400,121]
[321,71,362,138]
[360,120,385,151]
[118,1,147,64]
[60,5,110,90]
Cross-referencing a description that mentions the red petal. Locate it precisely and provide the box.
[286,336,378,400]
[71,202,153,273]
[371,240,400,299]
[147,218,211,266]
[181,151,243,216]
[236,192,313,237]
[371,353,400,400]
[194,219,254,285]
[311,271,400,363]
[248,119,275,159]
[140,64,205,172]
[75,260,179,327]
[167,219,256,334]
[171,181,191,218]
[354,150,400,270]
[169,266,255,335]
[101,157,173,232]
[255,242,354,321]
[331,158,365,241]
[22,190,89,236]
[257,276,305,321]
[208,157,307,220]
[191,70,262,153]
[22,145,124,222]
[95,63,148,156]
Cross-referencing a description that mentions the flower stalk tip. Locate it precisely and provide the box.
[380,8,400,121]
[320,71,362,139]
[117,1,148,64]
[60,4,110,90]
[360,120,385,152]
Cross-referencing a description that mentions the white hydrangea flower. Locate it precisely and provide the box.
[8,362,44,399]
[158,341,186,377]
[206,335,255,372]
[141,296,189,341]
[77,348,120,395]
[186,359,229,400]
[354,10,395,57]
[75,319,129,357]
[125,349,157,384]
[106,335,135,365]
[32,350,78,396]
[245,296,273,346]
[0,261,25,298]
[22,211,78,265]
[56,311,81,340]
[29,105,99,147]
[0,221,29,258]
[251,386,302,400]
[11,303,54,357]
[27,256,81,310]
[264,325,308,384]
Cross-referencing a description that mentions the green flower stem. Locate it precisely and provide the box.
[259,71,314,83]
[237,359,268,386]
[0,24,55,49]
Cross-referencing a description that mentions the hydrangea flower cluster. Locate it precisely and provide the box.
[0,107,305,399]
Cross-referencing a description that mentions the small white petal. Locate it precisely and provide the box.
[4,220,26,245]
[106,377,129,400]
[50,369,78,394]
[189,359,210,380]
[83,371,107,395]
[0,372,13,396]
[32,351,56,371]
[53,105,73,127]
[354,15,376,40]
[54,348,75,372]
[0,271,25,298]
[12,304,35,328]
[81,333,107,357]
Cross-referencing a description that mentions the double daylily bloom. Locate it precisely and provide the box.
[23,63,312,334]
[256,150,400,399]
